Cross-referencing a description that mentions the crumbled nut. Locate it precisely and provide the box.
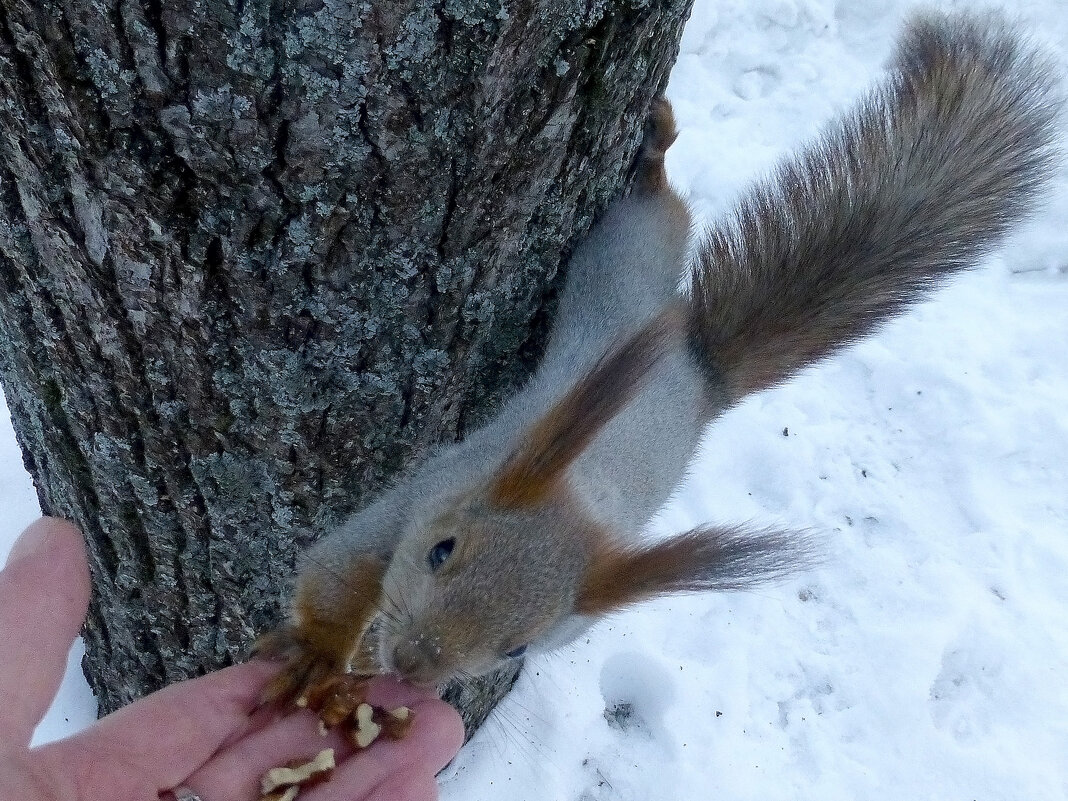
[374,706,415,740]
[261,787,299,801]
[298,675,339,711]
[350,702,382,748]
[277,671,416,757]
[260,748,336,796]
[317,675,369,728]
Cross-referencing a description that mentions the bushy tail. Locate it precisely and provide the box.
[688,11,1062,404]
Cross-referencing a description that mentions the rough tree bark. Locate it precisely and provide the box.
[0,0,692,735]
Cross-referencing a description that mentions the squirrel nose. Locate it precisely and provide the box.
[392,636,442,685]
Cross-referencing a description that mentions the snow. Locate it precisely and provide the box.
[2,0,1067,795]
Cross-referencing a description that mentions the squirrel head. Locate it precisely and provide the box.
[369,305,809,686]
[375,490,599,685]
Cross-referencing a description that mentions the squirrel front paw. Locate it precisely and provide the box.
[256,554,387,705]
[253,624,356,707]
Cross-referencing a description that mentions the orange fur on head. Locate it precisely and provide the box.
[488,304,686,508]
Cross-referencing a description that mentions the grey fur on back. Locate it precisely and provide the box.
[689,11,1062,404]
[309,188,702,577]
[432,189,704,536]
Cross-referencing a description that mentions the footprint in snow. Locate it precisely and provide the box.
[598,651,677,742]
[928,638,1003,743]
[732,66,782,101]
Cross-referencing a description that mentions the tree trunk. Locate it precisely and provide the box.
[0,0,691,735]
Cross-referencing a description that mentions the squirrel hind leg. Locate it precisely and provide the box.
[633,97,679,196]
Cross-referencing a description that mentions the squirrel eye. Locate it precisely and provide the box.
[427,538,456,570]
[505,644,527,659]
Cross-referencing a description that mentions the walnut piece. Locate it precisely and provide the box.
[376,705,415,740]
[351,702,383,748]
[317,676,370,728]
[260,748,336,797]
[298,673,416,748]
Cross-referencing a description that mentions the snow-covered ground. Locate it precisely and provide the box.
[3,0,1066,797]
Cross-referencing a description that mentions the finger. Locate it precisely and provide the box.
[362,675,448,710]
[185,678,463,801]
[363,770,440,801]
[211,673,447,749]
[301,700,461,801]
[183,706,351,801]
[42,660,280,790]
[0,518,90,746]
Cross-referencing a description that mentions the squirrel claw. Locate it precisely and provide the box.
[252,626,349,708]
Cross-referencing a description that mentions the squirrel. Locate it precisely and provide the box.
[255,11,1061,698]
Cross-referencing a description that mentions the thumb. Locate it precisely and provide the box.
[0,518,91,747]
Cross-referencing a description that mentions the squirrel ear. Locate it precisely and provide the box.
[576,525,818,616]
[487,305,685,508]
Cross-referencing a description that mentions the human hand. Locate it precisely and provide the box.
[0,517,464,801]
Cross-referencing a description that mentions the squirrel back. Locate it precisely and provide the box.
[257,11,1062,699]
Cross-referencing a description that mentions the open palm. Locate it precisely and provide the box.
[0,518,463,801]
